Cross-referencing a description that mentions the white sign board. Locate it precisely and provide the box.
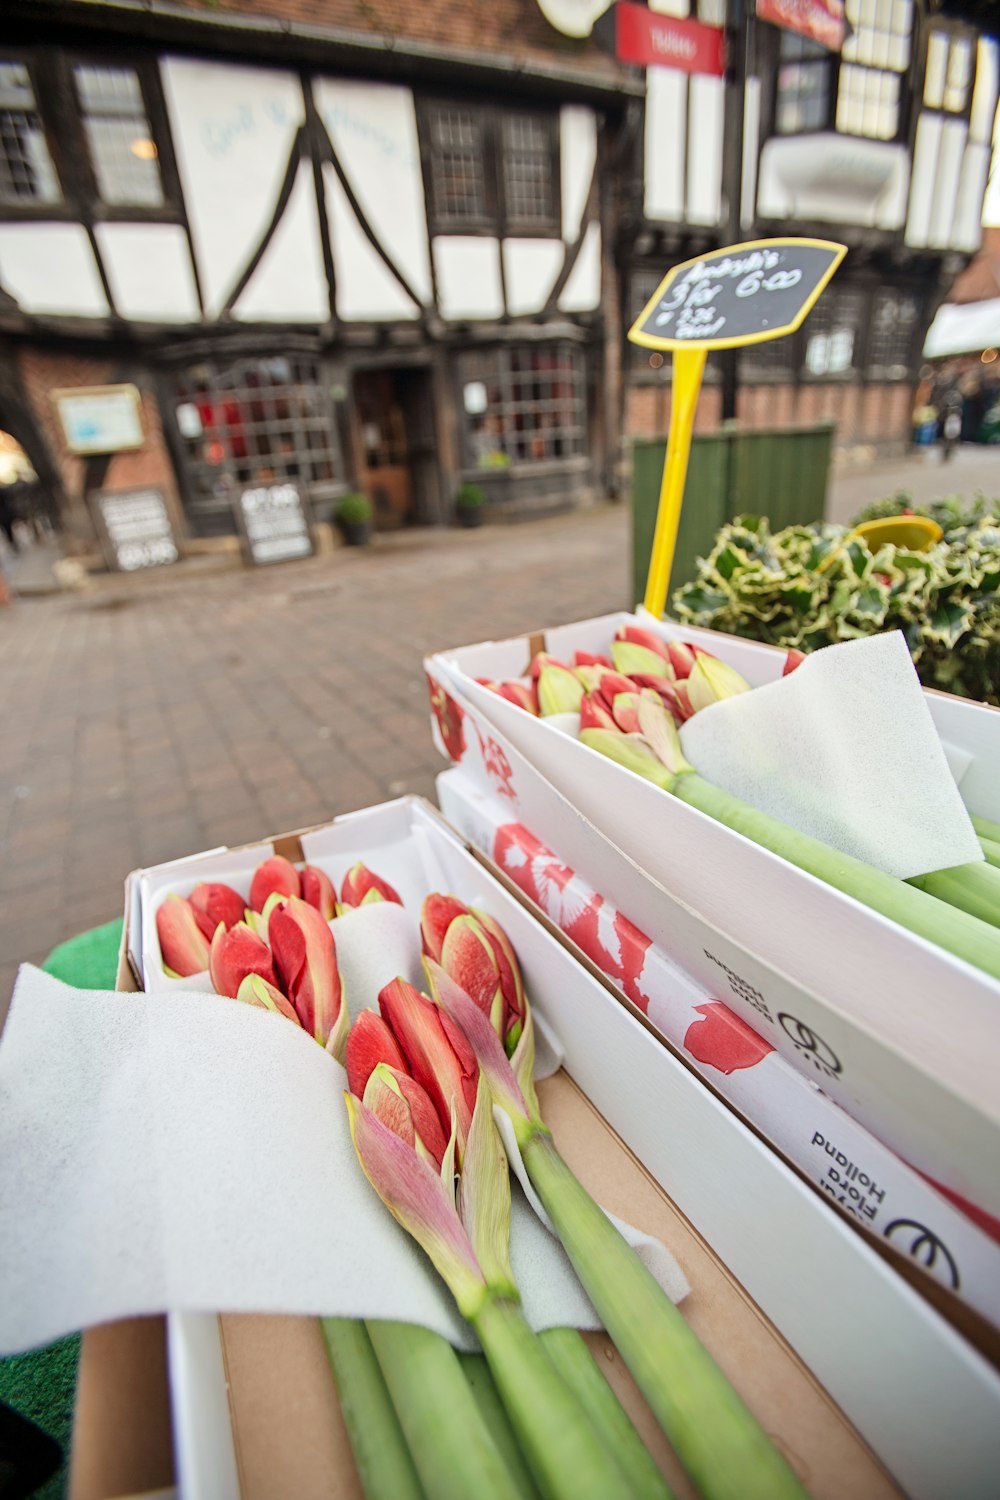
[54,385,144,455]
[96,489,179,572]
[237,482,313,565]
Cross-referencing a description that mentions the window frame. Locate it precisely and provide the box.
[418,98,561,240]
[763,21,912,147]
[456,342,588,470]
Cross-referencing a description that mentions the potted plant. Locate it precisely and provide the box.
[455,482,487,529]
[335,491,373,547]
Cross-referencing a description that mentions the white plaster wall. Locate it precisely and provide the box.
[314,78,432,307]
[232,162,328,323]
[952,143,990,253]
[95,223,199,322]
[927,119,969,250]
[502,240,564,316]
[0,224,108,317]
[433,238,504,321]
[560,106,597,243]
[644,71,686,221]
[161,57,306,316]
[686,75,724,225]
[558,222,601,312]
[905,115,942,246]
[324,165,420,321]
[758,135,908,229]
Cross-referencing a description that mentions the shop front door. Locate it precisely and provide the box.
[353,367,434,530]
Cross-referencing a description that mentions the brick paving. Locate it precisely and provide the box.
[0,506,630,1001]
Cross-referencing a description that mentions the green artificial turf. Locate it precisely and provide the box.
[0,919,124,1499]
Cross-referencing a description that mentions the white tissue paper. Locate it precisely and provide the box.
[679,632,982,880]
[0,900,687,1356]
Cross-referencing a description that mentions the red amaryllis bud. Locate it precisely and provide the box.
[300,864,337,920]
[249,855,301,913]
[156,895,211,977]
[379,977,478,1150]
[611,691,644,734]
[440,915,504,1031]
[530,651,573,683]
[339,862,403,910]
[188,882,247,941]
[666,641,697,679]
[573,650,613,669]
[631,674,694,724]
[346,1010,409,1098]
[269,896,345,1054]
[579,692,618,732]
[783,648,807,677]
[614,624,672,664]
[209,921,280,999]
[494,680,538,715]
[363,1063,449,1171]
[472,910,527,1050]
[421,893,470,962]
[593,670,640,713]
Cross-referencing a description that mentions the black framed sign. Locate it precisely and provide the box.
[629,238,846,352]
[94,488,179,572]
[235,482,314,566]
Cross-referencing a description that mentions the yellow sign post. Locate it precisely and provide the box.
[628,237,846,618]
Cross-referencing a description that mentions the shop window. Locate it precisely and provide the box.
[776,34,833,135]
[172,357,343,527]
[0,61,60,204]
[422,103,559,235]
[867,290,918,378]
[458,344,586,466]
[74,64,163,207]
[803,290,863,376]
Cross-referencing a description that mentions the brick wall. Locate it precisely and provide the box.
[18,349,183,545]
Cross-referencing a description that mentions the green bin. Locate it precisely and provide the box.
[631,422,835,609]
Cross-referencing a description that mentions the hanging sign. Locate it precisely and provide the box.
[236,482,314,566]
[54,385,144,456]
[628,237,846,618]
[630,238,846,352]
[614,1,725,76]
[756,0,846,53]
[94,488,179,572]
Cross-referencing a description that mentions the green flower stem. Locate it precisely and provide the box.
[458,1352,543,1500]
[910,860,1000,928]
[672,773,1000,981]
[977,835,1000,870]
[972,813,1000,845]
[320,1318,425,1500]
[469,1296,630,1500]
[538,1327,675,1500]
[366,1319,523,1500]
[520,1131,808,1500]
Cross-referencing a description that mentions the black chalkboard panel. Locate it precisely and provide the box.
[94,488,179,572]
[629,238,846,352]
[236,482,314,566]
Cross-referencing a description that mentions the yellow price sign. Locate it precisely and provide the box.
[628,237,846,617]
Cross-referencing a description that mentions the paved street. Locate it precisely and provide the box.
[2,442,997,1004]
[0,507,630,1001]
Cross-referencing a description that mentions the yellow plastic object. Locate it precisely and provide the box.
[848,516,943,552]
[643,346,706,618]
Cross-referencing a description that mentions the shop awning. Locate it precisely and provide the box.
[923,297,1000,359]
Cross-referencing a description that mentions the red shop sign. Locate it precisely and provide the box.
[756,0,846,52]
[615,1,725,76]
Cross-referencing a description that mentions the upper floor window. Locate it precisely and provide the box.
[422,102,560,236]
[74,64,163,207]
[924,30,975,114]
[0,61,60,205]
[867,289,918,377]
[837,0,911,140]
[776,34,832,134]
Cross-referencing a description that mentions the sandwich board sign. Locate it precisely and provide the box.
[235,482,314,566]
[629,237,846,614]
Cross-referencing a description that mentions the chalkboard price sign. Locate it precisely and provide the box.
[237,482,314,566]
[629,237,846,352]
[95,488,179,572]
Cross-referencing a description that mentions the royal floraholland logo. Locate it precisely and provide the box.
[884,1219,960,1291]
[776,1012,842,1078]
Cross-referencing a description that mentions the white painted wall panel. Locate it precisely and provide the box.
[644,70,686,221]
[927,118,968,249]
[741,77,761,229]
[502,239,564,316]
[232,162,328,323]
[952,143,990,252]
[0,224,108,317]
[314,79,432,307]
[434,238,504,321]
[161,58,305,316]
[95,223,199,322]
[687,75,724,225]
[560,106,597,242]
[969,37,1000,143]
[325,165,419,321]
[558,222,601,312]
[905,114,943,246]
